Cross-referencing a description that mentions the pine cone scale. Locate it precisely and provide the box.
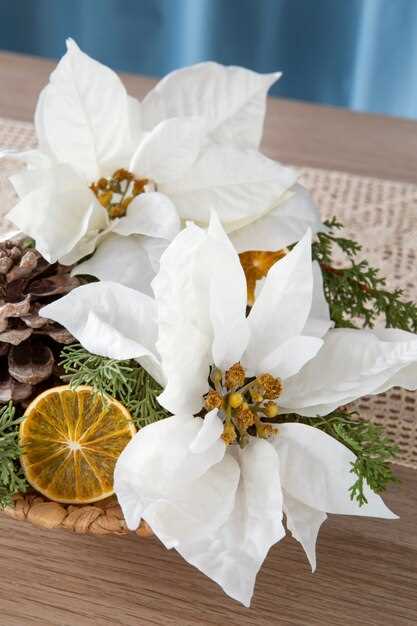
[0,240,82,404]
[21,304,49,329]
[0,295,31,323]
[0,327,32,345]
[34,326,75,344]
[6,249,40,283]
[8,341,54,386]
[0,374,32,402]
[29,274,80,297]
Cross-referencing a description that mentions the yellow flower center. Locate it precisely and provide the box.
[203,363,283,447]
[90,169,152,219]
[239,249,288,306]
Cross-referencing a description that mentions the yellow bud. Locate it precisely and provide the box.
[263,402,279,418]
[229,392,243,408]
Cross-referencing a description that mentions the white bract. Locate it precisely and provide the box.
[5,39,322,294]
[39,215,417,606]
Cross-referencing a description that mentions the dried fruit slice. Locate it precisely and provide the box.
[20,385,136,504]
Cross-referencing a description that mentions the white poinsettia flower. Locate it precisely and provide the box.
[138,57,324,250]
[40,214,417,606]
[6,39,322,292]
[140,60,281,149]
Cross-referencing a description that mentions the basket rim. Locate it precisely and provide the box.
[3,491,152,537]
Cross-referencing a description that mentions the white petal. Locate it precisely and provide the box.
[303,261,333,339]
[190,409,224,453]
[244,230,313,372]
[10,167,48,199]
[153,224,212,415]
[111,192,180,240]
[366,328,417,393]
[0,228,22,242]
[177,439,285,607]
[130,117,205,184]
[7,163,104,263]
[155,215,249,413]
[0,148,50,169]
[36,39,132,180]
[280,327,417,415]
[230,184,324,252]
[58,200,109,265]
[141,61,280,148]
[114,414,238,543]
[58,232,100,267]
[127,95,144,146]
[34,87,54,158]
[160,145,297,226]
[39,282,162,380]
[284,491,327,572]
[196,212,250,370]
[141,236,169,273]
[274,423,397,518]
[8,150,54,198]
[258,335,323,380]
[72,233,157,295]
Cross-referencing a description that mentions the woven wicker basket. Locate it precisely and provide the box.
[4,492,152,537]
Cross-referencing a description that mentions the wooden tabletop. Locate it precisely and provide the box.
[0,51,416,626]
[2,50,417,184]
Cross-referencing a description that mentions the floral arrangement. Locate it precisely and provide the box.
[1,39,416,607]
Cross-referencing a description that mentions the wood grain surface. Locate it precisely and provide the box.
[0,50,416,626]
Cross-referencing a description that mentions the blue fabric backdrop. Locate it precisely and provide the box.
[1,0,417,119]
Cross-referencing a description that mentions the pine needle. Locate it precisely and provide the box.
[0,402,28,508]
[60,344,169,428]
[312,218,417,331]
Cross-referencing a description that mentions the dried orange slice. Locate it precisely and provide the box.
[239,249,287,306]
[20,385,136,504]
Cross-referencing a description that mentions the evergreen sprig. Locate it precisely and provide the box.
[312,217,417,331]
[0,402,28,508]
[60,344,169,428]
[282,410,399,506]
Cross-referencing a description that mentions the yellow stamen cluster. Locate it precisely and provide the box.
[234,406,256,430]
[239,249,287,306]
[256,373,283,400]
[225,362,245,390]
[204,389,223,411]
[90,169,150,219]
[204,362,283,447]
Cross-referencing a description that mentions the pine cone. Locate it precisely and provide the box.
[0,240,81,404]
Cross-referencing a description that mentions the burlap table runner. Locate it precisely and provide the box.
[1,117,416,470]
